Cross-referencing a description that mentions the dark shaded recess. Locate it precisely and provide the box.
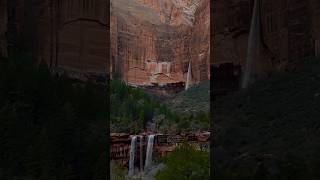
[212,63,242,96]
[7,0,18,54]
[7,0,38,56]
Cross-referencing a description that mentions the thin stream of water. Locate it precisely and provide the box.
[128,135,137,176]
[242,0,261,89]
[144,135,155,170]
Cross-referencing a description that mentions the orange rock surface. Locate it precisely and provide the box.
[110,0,210,86]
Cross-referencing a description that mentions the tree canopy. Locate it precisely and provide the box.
[156,142,210,180]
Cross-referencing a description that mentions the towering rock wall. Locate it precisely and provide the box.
[2,0,209,84]
[287,0,312,61]
[213,0,252,66]
[54,0,108,77]
[213,0,320,76]
[2,0,108,80]
[259,0,288,70]
[261,0,312,69]
[111,0,210,86]
[190,0,210,82]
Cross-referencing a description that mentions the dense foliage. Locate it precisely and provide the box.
[0,55,106,179]
[110,80,177,133]
[155,142,210,180]
[214,59,320,179]
[110,80,210,133]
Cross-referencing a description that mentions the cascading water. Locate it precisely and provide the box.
[140,135,143,172]
[185,60,192,90]
[128,135,137,176]
[241,0,261,89]
[144,135,155,170]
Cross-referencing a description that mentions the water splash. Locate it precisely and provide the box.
[144,135,155,170]
[128,135,137,176]
[241,0,261,89]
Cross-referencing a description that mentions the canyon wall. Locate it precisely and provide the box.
[2,0,320,83]
[54,0,108,77]
[213,0,320,77]
[190,0,210,82]
[2,0,108,80]
[111,0,210,86]
[1,0,209,84]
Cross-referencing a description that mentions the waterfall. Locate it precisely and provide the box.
[241,0,261,89]
[128,135,137,176]
[140,135,143,172]
[144,135,155,170]
[185,60,192,90]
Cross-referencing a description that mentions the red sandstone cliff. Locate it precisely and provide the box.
[190,0,210,82]
[111,0,210,86]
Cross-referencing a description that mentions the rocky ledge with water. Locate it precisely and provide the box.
[110,132,210,179]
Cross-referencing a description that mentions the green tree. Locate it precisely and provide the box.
[156,142,209,180]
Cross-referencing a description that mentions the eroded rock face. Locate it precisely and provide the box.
[2,0,210,84]
[46,0,108,78]
[111,0,210,86]
[3,0,108,80]
[213,0,320,76]
[190,0,210,82]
